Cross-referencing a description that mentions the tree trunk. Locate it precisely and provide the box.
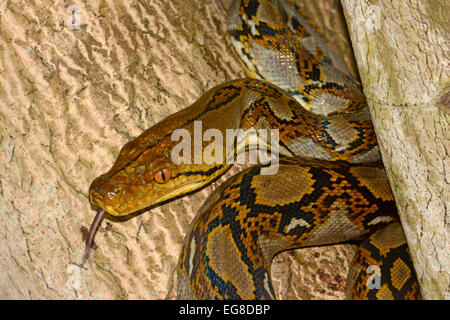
[341,0,449,299]
[0,0,366,299]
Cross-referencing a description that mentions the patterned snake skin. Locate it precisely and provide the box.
[86,0,421,299]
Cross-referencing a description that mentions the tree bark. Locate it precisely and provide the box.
[341,0,449,299]
[0,0,365,299]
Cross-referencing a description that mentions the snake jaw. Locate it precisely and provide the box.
[89,184,126,216]
[89,161,229,217]
[88,141,176,215]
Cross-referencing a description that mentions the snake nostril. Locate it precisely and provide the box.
[90,191,103,204]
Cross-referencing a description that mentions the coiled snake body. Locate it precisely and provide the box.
[86,0,421,299]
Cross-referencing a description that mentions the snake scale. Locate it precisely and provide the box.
[84,0,422,299]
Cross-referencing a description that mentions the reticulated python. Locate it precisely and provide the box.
[84,0,422,299]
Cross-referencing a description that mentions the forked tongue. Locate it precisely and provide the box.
[81,209,105,264]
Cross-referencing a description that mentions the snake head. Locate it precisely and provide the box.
[88,122,229,216]
[88,134,180,216]
[88,81,242,217]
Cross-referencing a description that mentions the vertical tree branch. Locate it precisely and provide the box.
[341,0,449,299]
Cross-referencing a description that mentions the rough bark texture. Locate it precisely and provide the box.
[1,0,361,299]
[341,0,449,299]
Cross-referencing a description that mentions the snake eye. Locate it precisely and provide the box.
[154,168,171,184]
